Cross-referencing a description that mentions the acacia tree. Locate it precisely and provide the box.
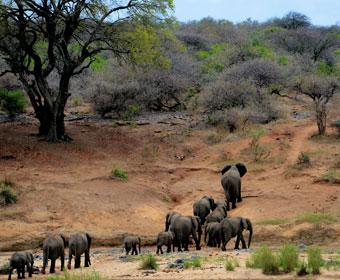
[0,0,175,142]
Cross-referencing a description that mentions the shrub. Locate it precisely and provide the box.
[140,254,158,270]
[183,260,191,269]
[279,243,299,273]
[112,167,128,179]
[250,129,270,162]
[45,271,107,280]
[71,96,83,106]
[0,181,17,206]
[192,257,202,268]
[307,246,322,275]
[247,245,280,275]
[0,262,10,274]
[296,260,308,276]
[0,88,28,116]
[297,152,310,164]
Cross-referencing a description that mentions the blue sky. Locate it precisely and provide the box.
[173,0,340,26]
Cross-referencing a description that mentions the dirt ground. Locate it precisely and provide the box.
[1,103,340,279]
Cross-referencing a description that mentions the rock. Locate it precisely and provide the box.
[33,255,43,260]
[142,271,156,274]
[174,258,189,264]
[92,250,102,255]
[175,264,184,269]
[167,263,175,269]
[32,266,40,274]
[298,243,307,249]
[106,249,124,254]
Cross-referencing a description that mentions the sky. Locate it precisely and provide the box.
[173,0,340,26]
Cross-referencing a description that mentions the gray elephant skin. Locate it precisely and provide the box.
[205,222,221,247]
[170,215,202,252]
[193,196,216,225]
[221,163,247,209]
[41,233,67,274]
[165,211,182,232]
[124,236,141,255]
[67,232,91,269]
[205,199,227,224]
[156,231,175,254]
[8,252,33,280]
[220,217,253,251]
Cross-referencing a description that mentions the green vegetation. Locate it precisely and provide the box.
[192,257,203,268]
[297,152,310,165]
[279,244,299,272]
[225,256,239,271]
[249,129,270,162]
[0,262,10,274]
[112,167,128,179]
[0,179,17,206]
[0,88,28,116]
[307,246,322,275]
[321,171,340,183]
[246,245,280,275]
[71,96,83,106]
[296,260,308,276]
[162,195,172,204]
[46,271,107,280]
[183,260,191,269]
[139,254,158,270]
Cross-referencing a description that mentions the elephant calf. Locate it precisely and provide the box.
[124,236,141,255]
[205,203,227,225]
[41,233,67,274]
[193,196,216,225]
[8,252,33,280]
[67,232,91,269]
[156,231,175,254]
[205,222,222,248]
[220,217,253,251]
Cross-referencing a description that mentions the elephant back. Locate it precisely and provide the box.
[69,232,89,255]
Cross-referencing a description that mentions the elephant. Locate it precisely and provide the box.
[165,211,182,232]
[124,236,141,255]
[156,231,175,254]
[204,222,221,247]
[41,233,67,274]
[170,215,201,252]
[67,232,91,269]
[221,163,247,210]
[205,203,227,224]
[8,252,33,280]
[220,217,253,251]
[193,196,216,225]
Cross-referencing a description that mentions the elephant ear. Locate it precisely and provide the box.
[221,165,232,175]
[236,163,247,177]
[241,218,248,230]
[208,197,216,210]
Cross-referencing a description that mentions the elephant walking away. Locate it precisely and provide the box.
[193,196,216,225]
[171,216,202,252]
[8,252,33,280]
[220,217,253,251]
[156,231,175,254]
[124,236,141,255]
[205,222,222,247]
[67,232,91,269]
[41,233,67,274]
[221,163,247,209]
[205,202,227,224]
[165,211,182,231]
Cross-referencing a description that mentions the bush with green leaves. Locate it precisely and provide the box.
[246,245,280,275]
[0,88,28,116]
[296,260,308,276]
[139,254,158,270]
[307,246,322,275]
[225,257,239,271]
[297,152,310,164]
[112,167,128,179]
[0,180,17,206]
[278,243,299,272]
[192,257,202,268]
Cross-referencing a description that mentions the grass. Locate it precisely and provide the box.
[192,257,202,268]
[183,260,191,269]
[307,246,322,275]
[112,166,128,179]
[246,245,280,275]
[0,178,17,206]
[162,195,172,204]
[296,260,308,276]
[321,171,340,183]
[225,257,239,271]
[297,152,310,164]
[46,271,107,280]
[278,244,299,273]
[255,218,289,225]
[139,254,158,270]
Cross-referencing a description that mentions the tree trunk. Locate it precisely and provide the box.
[315,104,327,135]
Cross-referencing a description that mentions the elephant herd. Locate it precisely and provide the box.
[7,163,252,279]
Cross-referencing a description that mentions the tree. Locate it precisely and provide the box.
[292,75,339,134]
[0,0,175,142]
[278,11,311,30]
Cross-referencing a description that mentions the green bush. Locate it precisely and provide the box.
[0,181,17,206]
[296,260,308,276]
[71,96,83,106]
[183,260,191,269]
[139,254,158,270]
[46,271,107,280]
[225,258,235,271]
[297,152,310,164]
[192,257,202,268]
[247,245,280,275]
[0,88,28,116]
[112,167,128,179]
[279,243,299,272]
[307,246,322,275]
[0,262,10,274]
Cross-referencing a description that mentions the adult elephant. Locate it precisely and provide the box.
[220,217,253,251]
[221,163,247,210]
[165,211,182,232]
[193,196,216,225]
[67,232,91,269]
[41,233,67,274]
[170,216,201,252]
[204,222,221,247]
[8,252,33,280]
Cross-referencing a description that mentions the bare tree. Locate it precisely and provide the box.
[0,0,175,142]
[292,75,340,134]
[278,11,311,30]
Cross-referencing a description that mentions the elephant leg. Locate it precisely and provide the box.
[160,246,164,254]
[240,234,247,249]
[21,264,25,279]
[8,267,13,280]
[177,239,182,252]
[184,236,189,251]
[17,267,22,279]
[50,259,56,274]
[85,250,90,267]
[235,235,241,250]
[134,246,138,255]
[125,247,131,256]
[75,256,81,269]
[61,253,65,271]
[67,251,72,269]
[167,244,171,253]
[156,246,159,254]
[27,263,32,278]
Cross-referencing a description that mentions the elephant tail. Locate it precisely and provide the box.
[138,237,141,254]
[86,232,92,250]
[42,246,49,274]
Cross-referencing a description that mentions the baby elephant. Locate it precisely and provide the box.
[67,232,92,269]
[156,231,175,254]
[124,236,141,255]
[8,252,33,280]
